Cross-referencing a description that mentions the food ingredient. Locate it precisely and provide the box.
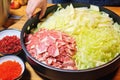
[10,0,21,9]
[0,35,22,54]
[0,60,22,80]
[26,29,77,70]
[36,4,120,69]
[10,0,28,9]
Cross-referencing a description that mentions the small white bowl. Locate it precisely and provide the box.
[0,28,20,39]
[0,55,25,79]
[0,29,22,56]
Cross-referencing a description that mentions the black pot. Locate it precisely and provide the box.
[21,3,120,80]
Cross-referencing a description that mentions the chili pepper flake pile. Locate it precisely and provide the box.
[0,60,22,80]
[0,35,22,54]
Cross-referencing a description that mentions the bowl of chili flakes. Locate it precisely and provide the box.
[0,28,22,56]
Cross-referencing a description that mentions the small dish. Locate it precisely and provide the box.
[0,29,22,56]
[0,55,25,80]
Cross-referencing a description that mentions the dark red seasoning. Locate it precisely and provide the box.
[0,35,22,54]
[0,60,22,80]
[26,29,77,70]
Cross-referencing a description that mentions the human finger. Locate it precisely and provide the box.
[26,0,37,18]
[39,2,47,19]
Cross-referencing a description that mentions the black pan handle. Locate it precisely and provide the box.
[22,5,59,34]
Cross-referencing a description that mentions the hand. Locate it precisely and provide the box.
[26,0,47,19]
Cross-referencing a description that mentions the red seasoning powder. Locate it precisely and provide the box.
[0,60,22,80]
[0,35,22,54]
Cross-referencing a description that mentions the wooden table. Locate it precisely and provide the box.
[1,4,120,80]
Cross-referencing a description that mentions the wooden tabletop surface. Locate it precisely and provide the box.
[0,3,120,80]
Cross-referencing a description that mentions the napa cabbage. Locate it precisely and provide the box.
[36,4,120,69]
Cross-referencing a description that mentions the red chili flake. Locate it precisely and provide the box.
[0,60,22,80]
[0,35,22,54]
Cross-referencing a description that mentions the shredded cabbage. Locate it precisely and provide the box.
[36,4,120,69]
